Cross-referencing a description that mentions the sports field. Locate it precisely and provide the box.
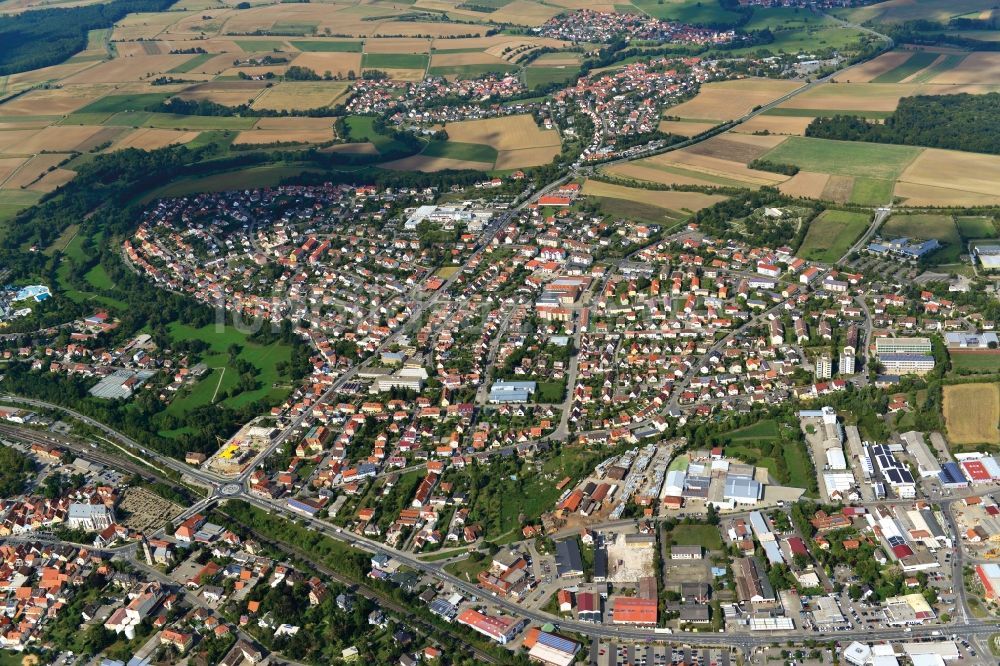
[797,210,869,263]
[943,383,1000,447]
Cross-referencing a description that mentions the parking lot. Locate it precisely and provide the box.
[591,642,732,666]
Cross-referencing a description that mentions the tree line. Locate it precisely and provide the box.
[805,93,1000,155]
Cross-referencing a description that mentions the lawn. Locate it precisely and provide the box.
[849,177,893,206]
[663,524,723,551]
[950,354,1000,373]
[0,190,41,229]
[957,216,997,239]
[535,380,566,403]
[797,209,869,263]
[724,419,780,442]
[761,136,922,180]
[84,263,114,289]
[161,322,293,420]
[290,40,362,52]
[422,140,497,163]
[871,51,940,83]
[444,556,489,582]
[362,53,429,70]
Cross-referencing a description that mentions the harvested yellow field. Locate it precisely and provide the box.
[28,168,76,193]
[0,126,120,154]
[659,120,718,137]
[435,35,567,52]
[1,154,71,190]
[495,146,560,169]
[943,383,1000,446]
[684,133,786,164]
[837,51,913,83]
[290,52,363,79]
[733,115,813,136]
[657,151,788,186]
[445,114,559,151]
[373,21,486,37]
[62,55,192,84]
[894,181,1000,208]
[176,81,267,106]
[382,155,493,172]
[0,88,99,116]
[603,162,718,188]
[776,82,915,112]
[233,128,334,146]
[6,61,98,90]
[778,171,831,199]
[365,38,430,54]
[376,68,426,81]
[666,78,802,121]
[220,66,287,78]
[490,0,562,26]
[430,52,507,67]
[581,179,726,212]
[897,148,1000,200]
[111,128,200,151]
[252,82,349,111]
[927,52,1000,84]
[322,142,378,155]
[113,10,188,40]
[0,157,27,187]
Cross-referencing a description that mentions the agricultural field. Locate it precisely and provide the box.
[659,120,719,137]
[251,82,351,111]
[951,354,1000,374]
[665,78,803,122]
[797,210,870,263]
[894,148,1000,208]
[838,0,999,25]
[444,114,561,169]
[942,383,1000,448]
[580,179,727,219]
[760,136,921,180]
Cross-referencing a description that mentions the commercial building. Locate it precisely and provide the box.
[555,539,584,578]
[734,556,777,610]
[456,609,524,644]
[488,381,537,404]
[611,597,657,625]
[670,545,702,560]
[723,475,762,505]
[527,631,580,666]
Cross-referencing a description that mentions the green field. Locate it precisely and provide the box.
[271,20,318,35]
[587,195,684,225]
[535,380,565,403]
[957,216,997,239]
[162,322,292,419]
[77,93,172,115]
[838,0,994,24]
[525,66,579,89]
[103,111,258,131]
[84,264,114,289]
[725,419,780,442]
[908,54,967,84]
[663,524,723,551]
[762,136,922,179]
[139,164,325,202]
[362,53,429,70]
[0,190,42,227]
[798,210,869,263]
[290,40,363,52]
[169,53,215,74]
[429,63,514,79]
[850,177,893,206]
[871,51,940,83]
[951,354,1000,373]
[343,114,412,154]
[762,108,893,119]
[234,39,288,51]
[629,0,744,26]
[422,140,497,163]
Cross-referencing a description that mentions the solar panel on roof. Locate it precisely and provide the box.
[537,632,577,653]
